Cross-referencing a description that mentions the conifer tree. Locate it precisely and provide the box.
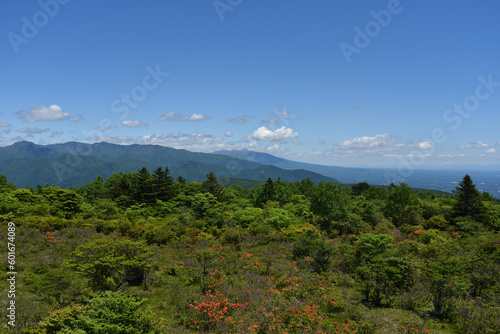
[153,166,174,202]
[135,167,155,204]
[202,171,222,199]
[451,174,490,223]
[257,177,275,207]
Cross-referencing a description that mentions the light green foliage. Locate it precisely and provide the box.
[264,204,298,230]
[423,214,449,230]
[39,291,158,333]
[354,233,413,305]
[39,303,88,333]
[282,194,313,221]
[385,183,422,227]
[153,199,179,216]
[66,236,153,289]
[191,192,218,218]
[311,181,351,230]
[226,206,263,227]
[39,186,83,218]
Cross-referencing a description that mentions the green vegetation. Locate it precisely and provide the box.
[0,141,338,188]
[0,169,499,333]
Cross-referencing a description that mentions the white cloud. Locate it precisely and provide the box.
[458,141,489,150]
[0,122,11,127]
[264,144,290,155]
[122,120,148,128]
[408,141,433,150]
[225,131,233,137]
[17,127,50,135]
[18,105,70,122]
[246,126,299,142]
[88,132,234,152]
[480,148,496,157]
[336,133,401,151]
[188,114,210,121]
[158,112,210,122]
[136,132,223,147]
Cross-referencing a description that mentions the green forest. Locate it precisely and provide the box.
[1,168,499,333]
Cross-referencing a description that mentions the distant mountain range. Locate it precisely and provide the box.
[214,149,500,198]
[0,141,338,188]
[1,142,499,198]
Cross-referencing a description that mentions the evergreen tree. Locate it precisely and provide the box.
[112,176,132,199]
[134,167,155,204]
[451,174,490,224]
[202,171,222,199]
[257,177,275,207]
[153,166,174,202]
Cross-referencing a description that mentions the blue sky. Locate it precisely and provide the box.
[1,0,500,167]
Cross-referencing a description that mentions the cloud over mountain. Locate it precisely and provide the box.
[246,126,299,142]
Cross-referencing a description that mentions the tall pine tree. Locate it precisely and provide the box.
[451,174,490,224]
[134,167,155,204]
[153,166,174,202]
[256,177,275,207]
[202,171,222,199]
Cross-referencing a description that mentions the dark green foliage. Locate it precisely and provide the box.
[153,166,174,202]
[292,232,334,273]
[451,174,490,225]
[256,177,276,207]
[134,167,155,204]
[202,171,222,199]
[25,269,80,306]
[352,182,371,196]
[0,173,16,192]
[111,175,132,199]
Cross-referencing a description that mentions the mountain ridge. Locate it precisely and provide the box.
[0,141,339,188]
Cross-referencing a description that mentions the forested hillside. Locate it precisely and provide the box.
[0,142,338,188]
[0,169,499,333]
